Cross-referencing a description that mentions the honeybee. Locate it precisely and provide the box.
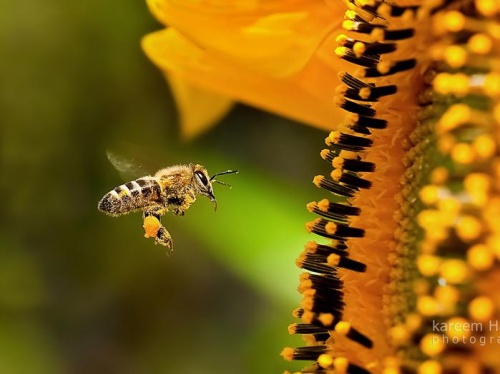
[98,150,237,251]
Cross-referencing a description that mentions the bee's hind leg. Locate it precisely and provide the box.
[142,206,173,251]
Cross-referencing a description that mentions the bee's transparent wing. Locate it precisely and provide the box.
[106,142,159,181]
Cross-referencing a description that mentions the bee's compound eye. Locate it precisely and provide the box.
[195,170,209,186]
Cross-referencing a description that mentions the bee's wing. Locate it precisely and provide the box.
[106,142,159,181]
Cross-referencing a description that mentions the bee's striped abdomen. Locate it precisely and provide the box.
[98,177,161,216]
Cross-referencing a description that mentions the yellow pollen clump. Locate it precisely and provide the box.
[317,199,330,212]
[475,0,499,16]
[456,215,482,241]
[451,143,475,164]
[468,296,494,321]
[437,198,461,222]
[468,33,493,54]
[467,244,494,271]
[418,360,442,374]
[419,185,440,205]
[473,134,496,158]
[359,87,371,100]
[143,216,161,238]
[389,325,410,346]
[421,334,445,356]
[431,167,449,185]
[434,73,470,95]
[435,285,460,305]
[484,73,500,96]
[406,313,423,332]
[417,295,439,316]
[443,11,465,32]
[487,235,500,258]
[446,317,472,339]
[440,259,470,284]
[317,354,334,369]
[418,255,441,276]
[444,45,467,68]
[318,313,334,327]
[438,104,471,133]
[438,134,455,153]
[353,41,366,57]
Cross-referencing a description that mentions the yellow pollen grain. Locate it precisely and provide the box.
[468,33,493,54]
[456,215,482,241]
[335,46,348,58]
[418,360,442,374]
[421,334,445,356]
[446,317,471,339]
[452,143,475,164]
[418,255,441,276]
[438,103,471,133]
[331,169,343,181]
[320,149,330,160]
[467,244,494,271]
[469,296,494,321]
[359,87,371,100]
[325,222,338,235]
[389,325,410,346]
[317,199,330,212]
[435,285,460,305]
[377,61,391,75]
[335,34,348,45]
[475,0,498,16]
[465,173,490,194]
[488,235,500,258]
[335,321,350,335]
[485,73,500,96]
[419,185,440,205]
[313,175,324,187]
[327,254,341,266]
[280,347,294,362]
[406,313,423,332]
[437,198,461,223]
[431,167,449,185]
[473,135,496,158]
[444,45,467,68]
[306,201,316,213]
[353,42,366,57]
[417,295,439,316]
[318,313,334,327]
[438,134,455,153]
[332,157,344,169]
[444,11,465,32]
[317,354,333,369]
[143,216,161,238]
[440,259,470,284]
[434,73,470,95]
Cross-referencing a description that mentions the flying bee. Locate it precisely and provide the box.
[98,149,237,251]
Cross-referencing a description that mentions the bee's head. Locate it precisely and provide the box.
[191,164,238,211]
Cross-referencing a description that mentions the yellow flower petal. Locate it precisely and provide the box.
[167,73,234,139]
[142,28,348,133]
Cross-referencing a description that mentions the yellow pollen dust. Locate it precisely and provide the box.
[406,313,423,333]
[421,334,445,356]
[418,255,441,276]
[434,73,470,95]
[438,103,471,133]
[317,354,334,369]
[444,45,467,68]
[469,296,494,321]
[389,325,410,346]
[456,215,482,241]
[467,244,494,271]
[468,33,493,54]
[443,11,465,32]
[353,42,366,57]
[451,143,475,164]
[485,73,500,96]
[473,134,496,158]
[435,285,460,305]
[431,167,449,185]
[475,0,499,16]
[417,295,439,316]
[418,360,442,374]
[440,259,470,284]
[143,216,161,238]
[419,185,440,205]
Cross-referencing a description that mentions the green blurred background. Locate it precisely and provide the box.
[2,2,333,373]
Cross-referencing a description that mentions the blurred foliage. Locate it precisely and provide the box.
[2,1,333,373]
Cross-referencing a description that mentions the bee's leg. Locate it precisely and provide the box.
[142,206,173,251]
[172,191,196,216]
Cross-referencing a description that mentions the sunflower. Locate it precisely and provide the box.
[143,0,500,373]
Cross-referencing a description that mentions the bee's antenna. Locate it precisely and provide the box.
[209,170,238,188]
